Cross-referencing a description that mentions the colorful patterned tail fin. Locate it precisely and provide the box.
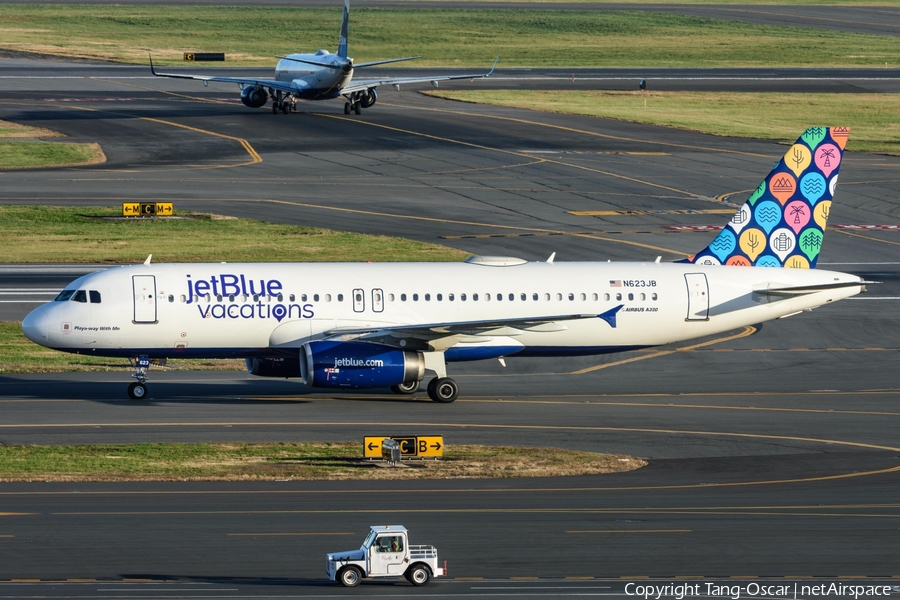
[687,127,849,268]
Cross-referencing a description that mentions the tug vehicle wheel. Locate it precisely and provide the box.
[406,564,431,586]
[338,566,362,587]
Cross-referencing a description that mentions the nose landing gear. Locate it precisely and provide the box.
[128,355,151,400]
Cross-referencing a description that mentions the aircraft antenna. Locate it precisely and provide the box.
[144,254,152,265]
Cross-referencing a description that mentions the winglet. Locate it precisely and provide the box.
[149,53,158,77]
[487,55,500,77]
[598,304,624,328]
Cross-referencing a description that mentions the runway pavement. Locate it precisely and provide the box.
[1,58,900,591]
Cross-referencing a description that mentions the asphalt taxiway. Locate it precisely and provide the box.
[1,58,900,591]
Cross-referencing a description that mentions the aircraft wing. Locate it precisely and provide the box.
[324,305,624,345]
[150,59,298,95]
[340,57,499,95]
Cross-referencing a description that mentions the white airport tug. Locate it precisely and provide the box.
[326,525,446,587]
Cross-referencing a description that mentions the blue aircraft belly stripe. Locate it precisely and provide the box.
[51,345,653,360]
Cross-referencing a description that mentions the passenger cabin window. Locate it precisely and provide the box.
[461,293,467,301]
[90,290,102,304]
[652,293,658,301]
[532,293,538,301]
[314,294,320,302]
[401,293,407,301]
[449,293,455,301]
[425,294,431,301]
[628,293,634,301]
[72,290,87,303]
[301,294,307,302]
[55,289,76,302]
[337,294,344,302]
[289,294,295,302]
[473,293,479,301]
[167,294,174,303]
[413,294,419,301]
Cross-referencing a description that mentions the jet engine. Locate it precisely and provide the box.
[246,356,303,378]
[300,340,424,389]
[360,88,377,108]
[241,86,269,108]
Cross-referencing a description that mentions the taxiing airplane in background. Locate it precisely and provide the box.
[23,128,866,403]
[150,0,497,115]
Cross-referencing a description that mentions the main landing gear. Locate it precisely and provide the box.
[271,91,295,115]
[389,377,458,402]
[344,101,361,115]
[427,377,458,403]
[128,355,151,400]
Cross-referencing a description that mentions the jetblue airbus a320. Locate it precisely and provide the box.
[23,128,866,402]
[150,0,497,115]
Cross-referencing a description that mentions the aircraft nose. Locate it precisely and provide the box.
[22,305,50,345]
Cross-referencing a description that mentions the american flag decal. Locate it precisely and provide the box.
[609,280,622,287]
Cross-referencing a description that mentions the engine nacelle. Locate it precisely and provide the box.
[246,356,303,378]
[360,88,377,108]
[241,85,268,108]
[300,340,423,389]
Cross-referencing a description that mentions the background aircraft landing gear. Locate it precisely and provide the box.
[427,377,458,403]
[391,380,421,395]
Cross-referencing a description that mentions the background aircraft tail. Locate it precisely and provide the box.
[687,127,849,268]
[337,0,349,58]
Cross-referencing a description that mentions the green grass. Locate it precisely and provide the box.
[0,442,645,481]
[0,141,104,169]
[0,6,898,67]
[0,205,468,264]
[428,90,900,155]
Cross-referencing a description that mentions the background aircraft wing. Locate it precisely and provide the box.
[340,57,499,95]
[151,60,298,95]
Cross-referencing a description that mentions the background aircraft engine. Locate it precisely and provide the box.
[246,357,303,378]
[240,86,268,108]
[360,88,377,108]
[300,340,424,389]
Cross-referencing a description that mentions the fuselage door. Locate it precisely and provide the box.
[372,288,384,313]
[352,288,365,313]
[684,273,710,321]
[133,275,158,324]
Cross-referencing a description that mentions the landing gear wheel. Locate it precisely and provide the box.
[127,382,147,400]
[406,564,431,586]
[272,101,278,114]
[281,100,290,114]
[344,102,351,115]
[354,102,361,115]
[390,380,421,395]
[427,377,458,403]
[338,566,362,587]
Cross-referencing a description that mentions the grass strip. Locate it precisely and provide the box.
[0,119,63,139]
[0,6,897,67]
[0,205,468,264]
[427,90,900,155]
[0,141,105,169]
[0,442,645,481]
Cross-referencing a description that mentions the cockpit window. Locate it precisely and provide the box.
[72,290,87,303]
[89,290,101,304]
[54,289,75,302]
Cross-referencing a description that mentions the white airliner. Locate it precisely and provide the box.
[22,128,866,402]
[150,0,497,115]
